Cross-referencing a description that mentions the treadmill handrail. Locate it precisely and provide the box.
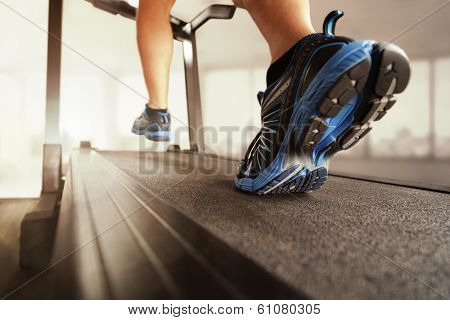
[85,0,137,20]
[189,4,236,32]
[84,0,236,38]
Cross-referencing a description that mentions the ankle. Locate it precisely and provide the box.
[270,26,315,62]
[146,105,167,115]
[146,100,168,111]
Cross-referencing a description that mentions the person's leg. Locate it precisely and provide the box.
[234,0,315,62]
[137,0,176,110]
[132,0,175,141]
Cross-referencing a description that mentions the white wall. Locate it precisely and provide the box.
[0,0,48,198]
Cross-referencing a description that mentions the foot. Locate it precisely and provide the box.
[131,106,171,141]
[235,10,411,195]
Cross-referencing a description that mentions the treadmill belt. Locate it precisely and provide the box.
[101,150,450,299]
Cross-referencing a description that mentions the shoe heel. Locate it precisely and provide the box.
[374,42,411,97]
[338,43,411,150]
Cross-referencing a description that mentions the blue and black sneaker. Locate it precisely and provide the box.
[235,10,411,195]
[132,105,171,141]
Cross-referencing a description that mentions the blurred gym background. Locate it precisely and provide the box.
[1,0,449,197]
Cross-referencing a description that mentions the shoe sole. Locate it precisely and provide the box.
[132,128,171,142]
[241,42,410,195]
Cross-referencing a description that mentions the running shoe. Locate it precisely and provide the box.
[235,10,411,194]
[132,105,171,141]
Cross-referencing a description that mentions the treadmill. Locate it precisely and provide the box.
[8,0,450,300]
